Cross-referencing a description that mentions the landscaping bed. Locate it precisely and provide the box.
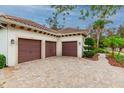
[106,55,124,68]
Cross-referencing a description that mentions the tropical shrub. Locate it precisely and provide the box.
[103,36,124,56]
[99,38,106,48]
[83,38,95,58]
[103,36,120,56]
[83,51,95,58]
[85,38,95,47]
[94,48,106,54]
[117,38,124,52]
[0,54,6,69]
[114,54,124,64]
[84,46,94,50]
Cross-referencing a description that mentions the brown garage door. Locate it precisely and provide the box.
[18,38,41,63]
[62,41,77,57]
[45,41,56,57]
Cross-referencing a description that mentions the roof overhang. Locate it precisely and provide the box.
[0,16,88,37]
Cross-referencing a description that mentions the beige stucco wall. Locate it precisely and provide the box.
[0,26,85,66]
[7,27,58,66]
[0,28,8,64]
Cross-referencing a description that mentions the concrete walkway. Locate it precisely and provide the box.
[0,54,124,88]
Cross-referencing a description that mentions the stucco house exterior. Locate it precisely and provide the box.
[0,15,88,66]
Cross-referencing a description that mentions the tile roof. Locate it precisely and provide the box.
[0,15,51,31]
[58,28,88,35]
[0,15,88,36]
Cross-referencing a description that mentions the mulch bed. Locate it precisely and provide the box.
[106,56,124,68]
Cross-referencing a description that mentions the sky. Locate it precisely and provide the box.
[0,5,124,30]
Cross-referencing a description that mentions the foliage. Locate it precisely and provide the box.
[103,36,124,56]
[51,5,76,14]
[103,36,119,47]
[114,54,124,64]
[47,5,122,30]
[80,5,122,20]
[94,48,106,54]
[46,6,76,30]
[83,51,95,58]
[0,54,6,69]
[117,38,124,52]
[46,14,59,30]
[92,19,113,48]
[93,19,113,30]
[84,46,94,51]
[85,38,95,47]
[103,36,119,56]
[84,38,95,58]
[99,38,105,48]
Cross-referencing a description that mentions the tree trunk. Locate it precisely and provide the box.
[112,47,115,57]
[96,30,100,48]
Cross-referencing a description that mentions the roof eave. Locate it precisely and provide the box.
[0,17,88,37]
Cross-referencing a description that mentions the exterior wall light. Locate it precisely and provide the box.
[11,39,15,44]
[79,42,81,45]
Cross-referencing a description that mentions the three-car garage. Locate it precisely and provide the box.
[0,15,86,66]
[18,39,78,63]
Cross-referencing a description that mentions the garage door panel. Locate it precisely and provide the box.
[62,41,77,57]
[45,41,56,57]
[18,38,41,63]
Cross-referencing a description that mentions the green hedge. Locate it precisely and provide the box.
[84,46,94,50]
[94,48,106,54]
[0,54,6,69]
[83,38,96,58]
[83,51,95,58]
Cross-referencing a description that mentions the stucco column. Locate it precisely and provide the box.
[77,40,83,58]
[42,40,45,59]
[56,40,62,56]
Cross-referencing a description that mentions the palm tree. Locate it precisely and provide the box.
[93,19,113,48]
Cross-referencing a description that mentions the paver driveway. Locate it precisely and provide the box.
[0,54,124,88]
